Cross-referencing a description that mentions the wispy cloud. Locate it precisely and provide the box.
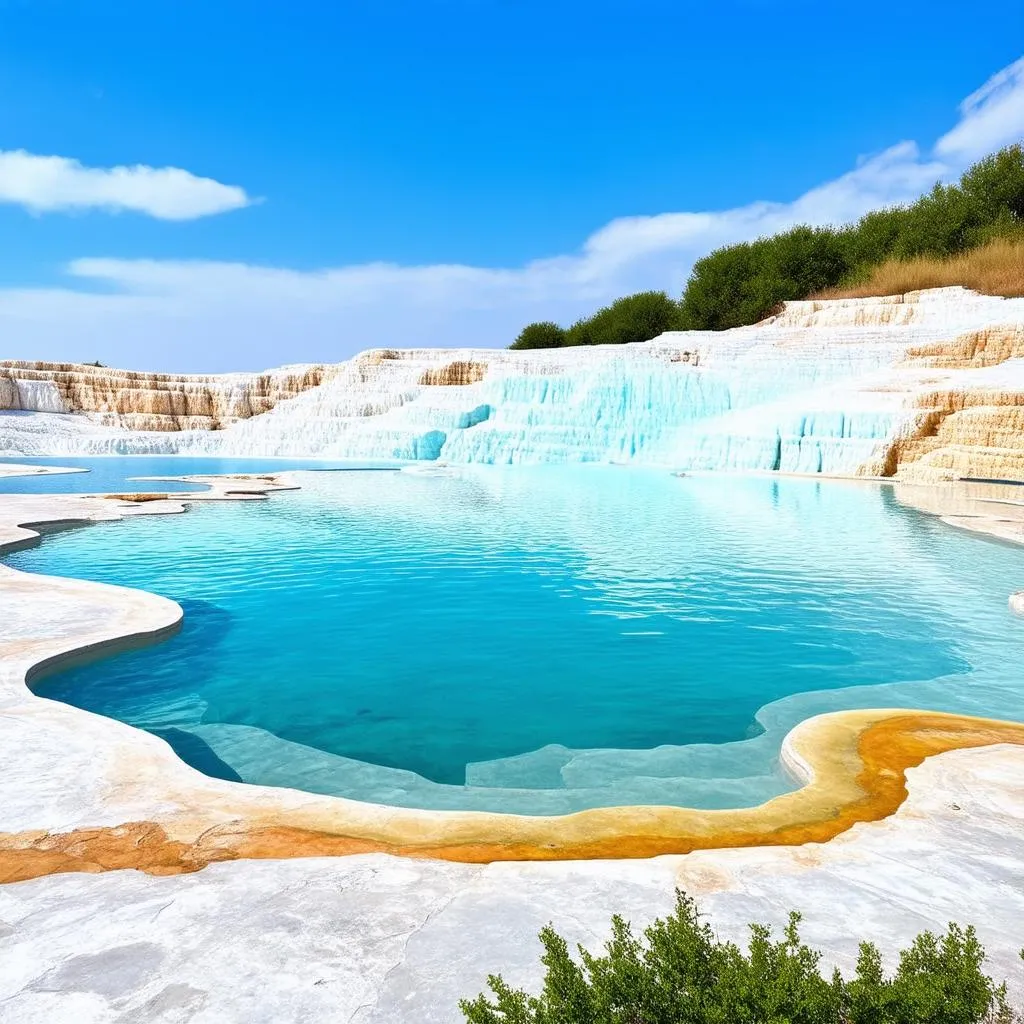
[935,57,1024,160]
[1,55,1023,371]
[0,150,253,219]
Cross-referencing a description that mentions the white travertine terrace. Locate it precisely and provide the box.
[0,462,86,480]
[2,286,1024,481]
[0,362,335,432]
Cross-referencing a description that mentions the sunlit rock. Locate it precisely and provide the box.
[0,361,335,432]
[2,286,1023,480]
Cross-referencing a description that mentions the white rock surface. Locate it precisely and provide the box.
[0,362,334,432]
[0,744,1023,1024]
[2,287,1023,480]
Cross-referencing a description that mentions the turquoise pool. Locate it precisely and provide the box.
[5,464,1024,813]
[0,455,396,493]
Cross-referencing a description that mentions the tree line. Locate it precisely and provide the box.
[510,144,1024,349]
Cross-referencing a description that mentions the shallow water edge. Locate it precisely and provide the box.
[1,463,1024,878]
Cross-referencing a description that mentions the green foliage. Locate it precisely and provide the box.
[678,143,1024,329]
[565,291,683,347]
[678,227,849,331]
[508,145,1024,344]
[960,146,1024,225]
[509,292,681,350]
[511,322,568,350]
[845,925,1014,1024]
[460,891,1017,1024]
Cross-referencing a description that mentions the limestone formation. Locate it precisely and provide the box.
[2,744,1022,1024]
[417,360,487,386]
[0,360,335,431]
[860,324,1024,481]
[905,325,1024,368]
[2,287,1024,480]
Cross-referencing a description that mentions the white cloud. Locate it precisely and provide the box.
[936,57,1024,160]
[0,150,253,219]
[1,55,1023,371]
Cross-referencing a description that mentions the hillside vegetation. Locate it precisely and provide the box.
[509,144,1024,349]
[510,291,682,350]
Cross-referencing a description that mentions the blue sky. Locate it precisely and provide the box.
[1,1,1023,370]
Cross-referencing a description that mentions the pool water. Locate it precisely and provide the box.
[0,455,396,494]
[5,464,1024,814]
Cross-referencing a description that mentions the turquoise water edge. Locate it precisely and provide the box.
[4,460,1024,815]
[0,455,395,493]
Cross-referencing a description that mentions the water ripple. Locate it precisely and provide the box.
[8,464,1024,813]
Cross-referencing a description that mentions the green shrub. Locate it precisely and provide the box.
[565,291,683,346]
[883,182,981,260]
[511,322,569,350]
[960,146,1024,225]
[678,227,850,330]
[510,292,682,350]
[460,890,1018,1024]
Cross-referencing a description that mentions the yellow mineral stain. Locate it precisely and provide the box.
[2,711,1023,883]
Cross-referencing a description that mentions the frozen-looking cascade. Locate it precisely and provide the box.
[3,287,1024,479]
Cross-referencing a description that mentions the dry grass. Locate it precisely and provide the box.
[816,236,1024,300]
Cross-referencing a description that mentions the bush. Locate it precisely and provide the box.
[960,146,1024,225]
[511,322,568,350]
[565,291,682,347]
[460,890,1018,1024]
[510,292,682,350]
[678,144,1024,329]
[678,227,850,330]
[883,182,981,260]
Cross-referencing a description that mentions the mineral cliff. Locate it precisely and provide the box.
[0,361,334,432]
[2,286,1023,481]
